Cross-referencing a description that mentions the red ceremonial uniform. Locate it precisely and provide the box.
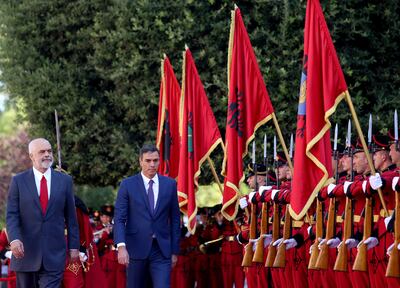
[0,229,16,288]
[332,173,370,288]
[96,224,126,288]
[364,164,400,288]
[171,227,195,288]
[63,201,107,288]
[220,219,245,288]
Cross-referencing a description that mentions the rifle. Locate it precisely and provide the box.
[308,199,323,269]
[352,196,372,271]
[334,197,353,271]
[242,203,257,267]
[334,146,355,272]
[242,157,258,267]
[386,191,400,277]
[265,143,280,267]
[253,202,268,262]
[315,197,336,269]
[273,204,291,268]
[253,136,270,263]
[265,201,279,267]
[315,127,340,269]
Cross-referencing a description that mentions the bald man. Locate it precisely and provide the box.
[6,138,79,288]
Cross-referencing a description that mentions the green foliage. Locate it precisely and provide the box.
[0,108,18,135]
[0,0,399,187]
[74,185,116,210]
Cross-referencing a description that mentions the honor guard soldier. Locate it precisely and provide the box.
[0,228,16,288]
[238,163,267,288]
[95,205,126,288]
[62,196,107,288]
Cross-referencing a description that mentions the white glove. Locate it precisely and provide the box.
[79,252,88,262]
[345,238,359,249]
[248,192,257,202]
[385,214,393,230]
[239,197,248,209]
[392,176,400,191]
[246,238,257,252]
[358,237,379,250]
[261,234,273,247]
[327,237,341,248]
[273,238,283,247]
[327,183,336,196]
[386,243,400,256]
[5,251,12,259]
[318,238,327,249]
[283,238,298,250]
[259,186,273,195]
[369,173,383,190]
[343,181,353,194]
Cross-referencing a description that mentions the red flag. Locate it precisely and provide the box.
[221,7,275,220]
[156,56,181,179]
[178,48,223,233]
[290,0,347,219]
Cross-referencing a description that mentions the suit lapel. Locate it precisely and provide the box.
[25,169,42,212]
[136,174,152,216]
[45,169,58,217]
[154,175,164,217]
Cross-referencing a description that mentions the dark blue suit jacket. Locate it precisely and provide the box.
[6,168,79,272]
[114,173,180,259]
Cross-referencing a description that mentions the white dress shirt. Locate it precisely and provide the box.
[32,167,51,199]
[141,172,159,210]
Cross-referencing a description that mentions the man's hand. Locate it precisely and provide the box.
[369,173,383,190]
[326,237,341,248]
[283,238,298,250]
[359,237,379,250]
[239,197,248,210]
[79,252,88,262]
[118,246,130,266]
[69,249,79,263]
[10,240,24,259]
[171,254,178,268]
[262,234,273,248]
[5,251,12,259]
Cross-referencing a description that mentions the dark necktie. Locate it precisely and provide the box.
[40,175,49,215]
[148,179,155,214]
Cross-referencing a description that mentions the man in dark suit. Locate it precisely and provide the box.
[114,144,180,288]
[6,138,80,288]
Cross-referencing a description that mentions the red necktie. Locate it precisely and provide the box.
[40,175,48,215]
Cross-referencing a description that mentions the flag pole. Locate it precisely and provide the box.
[272,113,294,172]
[344,91,388,217]
[207,157,224,195]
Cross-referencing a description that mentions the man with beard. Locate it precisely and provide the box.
[6,138,79,288]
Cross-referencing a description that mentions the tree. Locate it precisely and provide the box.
[0,0,399,187]
[0,129,31,226]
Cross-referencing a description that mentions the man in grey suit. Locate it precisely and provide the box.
[6,138,79,288]
[114,144,180,288]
